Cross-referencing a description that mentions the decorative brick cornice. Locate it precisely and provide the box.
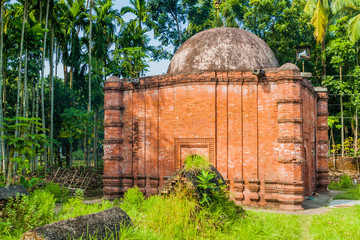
[103,139,124,144]
[317,112,329,116]
[317,126,328,131]
[317,140,328,144]
[278,136,303,143]
[104,106,125,111]
[277,98,302,104]
[104,86,125,92]
[279,158,303,164]
[278,118,303,123]
[104,122,124,128]
[103,156,124,161]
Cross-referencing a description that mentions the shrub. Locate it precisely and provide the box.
[184,154,210,173]
[120,186,145,212]
[59,196,113,220]
[329,175,354,190]
[334,187,360,200]
[44,182,69,203]
[0,190,56,237]
[73,149,85,160]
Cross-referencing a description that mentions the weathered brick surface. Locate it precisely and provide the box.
[103,67,329,210]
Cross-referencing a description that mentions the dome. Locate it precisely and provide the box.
[167,28,279,74]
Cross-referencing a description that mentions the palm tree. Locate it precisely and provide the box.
[121,0,149,31]
[332,0,360,43]
[40,0,50,168]
[304,0,332,77]
[0,1,4,173]
[57,0,87,89]
[7,0,28,186]
[91,0,121,166]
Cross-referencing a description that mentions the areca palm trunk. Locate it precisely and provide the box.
[340,65,344,157]
[23,48,28,118]
[50,27,54,167]
[0,1,4,173]
[8,0,28,186]
[88,0,92,166]
[41,0,50,169]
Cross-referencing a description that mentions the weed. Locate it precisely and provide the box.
[334,187,360,200]
[328,174,354,190]
[44,182,69,203]
[184,154,210,173]
[120,186,145,212]
[0,190,56,237]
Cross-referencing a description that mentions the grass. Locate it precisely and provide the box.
[328,174,360,200]
[183,154,210,173]
[3,186,360,239]
[333,187,360,200]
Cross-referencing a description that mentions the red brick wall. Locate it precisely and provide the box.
[103,66,329,210]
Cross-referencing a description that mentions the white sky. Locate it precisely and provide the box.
[46,0,170,78]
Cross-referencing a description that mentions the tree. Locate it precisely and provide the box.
[324,18,357,157]
[59,107,93,167]
[244,0,314,65]
[148,0,186,50]
[304,0,332,77]
[2,117,47,186]
[121,0,149,31]
[332,0,360,43]
[0,0,4,173]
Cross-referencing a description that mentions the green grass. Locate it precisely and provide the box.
[327,174,360,200]
[3,187,360,239]
[184,154,210,173]
[333,187,360,200]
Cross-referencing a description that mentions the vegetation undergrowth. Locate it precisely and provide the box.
[328,174,360,200]
[183,154,210,173]
[328,175,355,190]
[3,185,360,239]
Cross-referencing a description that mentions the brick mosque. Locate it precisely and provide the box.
[102,28,329,210]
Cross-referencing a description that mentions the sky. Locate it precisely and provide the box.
[45,0,171,78]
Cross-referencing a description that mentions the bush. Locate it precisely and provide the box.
[184,154,210,173]
[334,187,360,200]
[0,190,56,237]
[58,195,113,220]
[120,186,145,211]
[72,149,84,160]
[329,175,354,190]
[44,182,69,203]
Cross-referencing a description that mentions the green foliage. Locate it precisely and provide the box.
[59,108,93,143]
[244,0,314,66]
[197,169,216,206]
[184,154,210,173]
[44,182,69,203]
[72,149,85,160]
[58,196,113,220]
[1,117,48,170]
[120,186,145,211]
[328,174,354,190]
[19,176,39,189]
[114,47,150,78]
[0,190,55,237]
[334,187,360,200]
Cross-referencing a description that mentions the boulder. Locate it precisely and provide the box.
[0,185,29,200]
[21,207,132,240]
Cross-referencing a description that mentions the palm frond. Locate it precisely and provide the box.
[348,13,360,42]
[311,0,328,43]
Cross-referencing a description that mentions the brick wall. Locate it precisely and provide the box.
[103,65,329,210]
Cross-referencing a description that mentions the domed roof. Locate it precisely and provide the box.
[167,28,279,74]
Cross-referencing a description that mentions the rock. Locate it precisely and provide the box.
[0,185,29,200]
[21,207,131,240]
[161,165,227,198]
